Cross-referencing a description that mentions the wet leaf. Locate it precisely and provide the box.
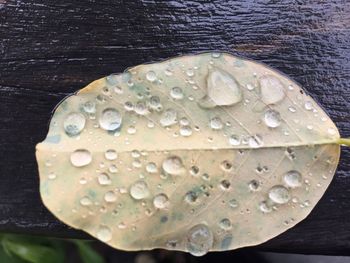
[36,52,346,256]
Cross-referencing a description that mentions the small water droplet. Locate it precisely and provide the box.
[70,149,92,167]
[229,135,240,146]
[186,68,195,77]
[229,199,239,209]
[160,108,177,127]
[180,125,192,137]
[153,193,169,209]
[189,166,200,176]
[134,101,148,115]
[170,87,184,100]
[96,225,112,242]
[248,135,263,148]
[259,201,272,213]
[146,70,157,82]
[105,149,117,160]
[64,113,86,136]
[98,173,112,185]
[220,180,231,190]
[248,180,260,191]
[184,191,198,204]
[99,108,122,131]
[127,125,137,134]
[104,191,117,202]
[146,162,158,173]
[219,218,232,230]
[162,156,184,175]
[211,52,221,58]
[283,170,302,188]
[264,109,281,128]
[80,196,92,206]
[83,101,96,114]
[130,180,150,200]
[210,117,223,130]
[288,106,296,113]
[268,185,290,204]
[304,101,313,110]
[186,224,213,256]
[220,160,233,171]
[48,172,56,180]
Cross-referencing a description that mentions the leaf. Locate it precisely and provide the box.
[36,52,347,256]
[73,240,105,263]
[1,235,65,263]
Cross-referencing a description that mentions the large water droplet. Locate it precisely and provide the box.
[64,113,86,136]
[268,185,290,204]
[96,225,112,242]
[99,108,122,131]
[160,108,177,127]
[206,68,242,106]
[283,170,302,188]
[170,87,184,100]
[259,75,285,104]
[186,224,213,256]
[153,193,169,209]
[162,156,185,175]
[130,180,150,200]
[70,149,92,167]
[264,109,281,128]
[98,173,112,185]
[105,149,117,160]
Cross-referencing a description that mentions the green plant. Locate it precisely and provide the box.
[0,234,105,263]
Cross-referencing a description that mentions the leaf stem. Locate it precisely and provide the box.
[337,138,350,146]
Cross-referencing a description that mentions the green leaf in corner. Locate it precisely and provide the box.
[1,236,65,263]
[74,240,105,263]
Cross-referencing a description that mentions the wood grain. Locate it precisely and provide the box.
[0,0,349,255]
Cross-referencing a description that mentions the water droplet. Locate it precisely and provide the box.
[127,126,137,134]
[130,180,150,200]
[229,135,240,146]
[109,164,118,173]
[259,201,272,213]
[229,199,239,209]
[180,125,192,137]
[153,193,169,209]
[212,52,221,58]
[96,225,112,242]
[80,196,92,206]
[220,180,231,190]
[264,109,281,128]
[186,224,213,256]
[105,149,117,160]
[64,113,86,136]
[148,96,161,109]
[304,101,313,110]
[146,70,157,82]
[160,108,177,127]
[268,185,290,204]
[83,101,96,114]
[259,75,285,104]
[186,68,195,77]
[70,149,92,167]
[220,160,233,171]
[104,191,117,202]
[134,101,148,115]
[146,162,158,173]
[248,135,263,148]
[210,117,223,130]
[184,191,198,204]
[206,68,242,106]
[283,170,302,188]
[170,87,184,100]
[113,86,123,94]
[189,166,199,176]
[248,180,260,191]
[162,156,184,175]
[99,108,122,131]
[219,218,232,230]
[98,173,112,185]
[48,172,56,180]
[288,106,296,113]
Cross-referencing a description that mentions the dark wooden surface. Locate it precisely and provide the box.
[0,0,350,255]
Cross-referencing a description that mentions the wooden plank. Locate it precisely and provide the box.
[0,0,349,254]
